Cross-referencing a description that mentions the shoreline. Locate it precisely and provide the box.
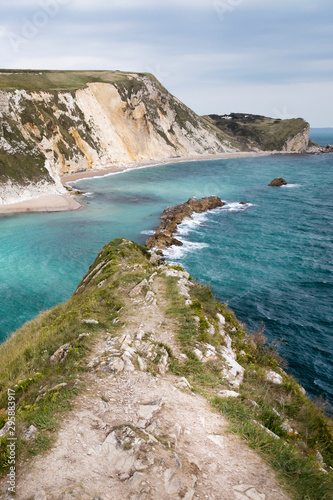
[61,151,271,185]
[0,152,270,215]
[0,194,82,215]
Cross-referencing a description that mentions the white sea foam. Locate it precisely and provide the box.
[282,184,302,188]
[140,230,155,235]
[177,212,208,235]
[82,192,94,198]
[163,240,209,261]
[219,202,254,212]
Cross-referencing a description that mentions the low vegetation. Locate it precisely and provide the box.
[0,238,332,499]
[203,113,309,151]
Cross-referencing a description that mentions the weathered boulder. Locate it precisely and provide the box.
[268,178,287,187]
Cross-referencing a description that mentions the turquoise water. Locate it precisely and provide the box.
[0,129,332,404]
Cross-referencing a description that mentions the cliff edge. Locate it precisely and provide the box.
[0,237,332,499]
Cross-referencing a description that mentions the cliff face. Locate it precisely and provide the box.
[0,71,234,204]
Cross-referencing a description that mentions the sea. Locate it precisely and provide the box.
[0,129,332,406]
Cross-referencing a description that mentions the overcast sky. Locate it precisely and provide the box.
[0,0,332,127]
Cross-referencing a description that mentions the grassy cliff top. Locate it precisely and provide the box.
[204,113,309,151]
[0,69,163,92]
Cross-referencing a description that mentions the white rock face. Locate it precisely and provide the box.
[0,74,236,205]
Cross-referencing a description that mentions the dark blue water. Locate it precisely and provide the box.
[0,129,332,404]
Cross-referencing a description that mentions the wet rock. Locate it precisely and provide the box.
[268,178,287,187]
[50,343,72,364]
[146,196,225,250]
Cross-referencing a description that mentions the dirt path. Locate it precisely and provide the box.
[10,272,290,500]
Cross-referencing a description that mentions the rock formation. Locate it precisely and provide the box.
[268,178,287,187]
[146,196,224,250]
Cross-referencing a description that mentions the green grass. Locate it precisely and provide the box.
[205,113,309,151]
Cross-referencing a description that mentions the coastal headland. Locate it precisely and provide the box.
[0,234,332,499]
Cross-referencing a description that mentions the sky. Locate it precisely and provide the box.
[0,0,332,127]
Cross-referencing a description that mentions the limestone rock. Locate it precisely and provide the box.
[264,370,283,385]
[218,390,240,398]
[129,279,149,297]
[50,343,72,364]
[23,425,38,441]
[82,318,99,324]
[176,377,192,391]
[220,344,245,389]
[0,422,11,438]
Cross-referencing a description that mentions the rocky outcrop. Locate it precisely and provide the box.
[0,71,235,205]
[146,196,225,250]
[306,144,333,154]
[268,178,287,187]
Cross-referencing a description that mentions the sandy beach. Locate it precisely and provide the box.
[0,194,82,214]
[0,152,270,214]
[61,151,271,184]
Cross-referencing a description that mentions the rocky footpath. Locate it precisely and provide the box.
[7,258,290,500]
[146,196,224,250]
[0,237,332,499]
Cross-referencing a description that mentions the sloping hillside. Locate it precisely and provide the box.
[204,113,310,152]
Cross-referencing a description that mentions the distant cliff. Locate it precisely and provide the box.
[0,70,312,205]
[0,70,234,205]
[204,113,310,153]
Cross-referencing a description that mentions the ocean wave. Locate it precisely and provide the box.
[219,202,254,212]
[82,192,94,198]
[140,230,155,235]
[163,240,209,261]
[282,184,302,188]
[177,213,208,235]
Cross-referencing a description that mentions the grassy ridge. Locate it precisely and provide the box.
[0,238,332,499]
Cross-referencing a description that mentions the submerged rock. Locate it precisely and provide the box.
[268,178,287,187]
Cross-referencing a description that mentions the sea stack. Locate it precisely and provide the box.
[268,178,287,187]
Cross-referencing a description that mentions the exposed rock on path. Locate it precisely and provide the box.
[10,267,290,500]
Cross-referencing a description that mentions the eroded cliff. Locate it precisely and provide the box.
[0,70,234,204]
